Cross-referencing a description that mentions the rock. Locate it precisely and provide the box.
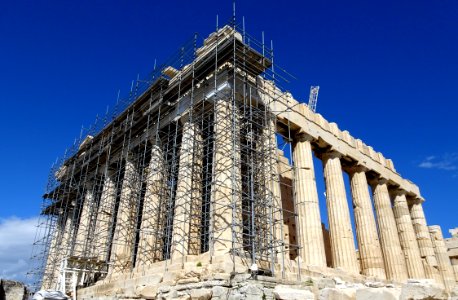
[334,277,346,286]
[136,274,164,286]
[356,287,400,300]
[202,280,228,288]
[232,274,251,284]
[239,283,264,299]
[364,281,385,288]
[175,282,204,292]
[406,279,421,284]
[136,285,158,299]
[319,287,355,300]
[262,287,274,300]
[273,285,314,300]
[317,277,336,289]
[401,281,448,300]
[211,286,229,299]
[227,293,244,300]
[189,288,212,300]
[177,277,200,285]
[160,290,191,300]
[212,273,231,281]
[158,285,172,293]
[451,286,458,299]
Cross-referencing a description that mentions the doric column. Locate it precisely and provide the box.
[348,166,385,279]
[92,168,117,262]
[261,118,283,262]
[409,201,442,284]
[109,156,140,275]
[292,133,326,268]
[322,151,359,274]
[371,178,408,281]
[136,144,167,267]
[41,213,66,290]
[392,191,425,279]
[48,211,73,291]
[210,98,242,255]
[73,183,94,257]
[429,226,456,292]
[171,120,203,261]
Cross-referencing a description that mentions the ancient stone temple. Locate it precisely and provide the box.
[31,25,458,299]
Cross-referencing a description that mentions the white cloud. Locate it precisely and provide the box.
[418,153,458,171]
[0,216,40,285]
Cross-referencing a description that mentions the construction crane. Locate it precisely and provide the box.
[308,86,320,112]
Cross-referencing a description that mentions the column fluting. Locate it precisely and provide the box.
[109,157,140,275]
[371,178,408,282]
[409,201,442,284]
[322,151,359,274]
[171,120,203,261]
[136,145,167,267]
[429,225,456,292]
[211,98,242,255]
[392,191,425,279]
[293,134,326,268]
[348,166,386,279]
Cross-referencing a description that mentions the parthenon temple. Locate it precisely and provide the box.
[31,24,458,299]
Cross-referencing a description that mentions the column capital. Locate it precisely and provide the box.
[294,130,314,143]
[322,149,343,160]
[391,189,407,198]
[346,164,368,174]
[428,225,442,233]
[104,165,117,178]
[369,176,388,187]
[146,134,161,146]
[179,113,190,125]
[123,150,137,162]
[415,197,425,204]
[84,180,95,190]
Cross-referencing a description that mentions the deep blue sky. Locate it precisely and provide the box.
[1,0,457,236]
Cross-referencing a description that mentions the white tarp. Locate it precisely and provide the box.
[32,290,69,300]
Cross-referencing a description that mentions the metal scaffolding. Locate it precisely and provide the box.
[28,20,305,294]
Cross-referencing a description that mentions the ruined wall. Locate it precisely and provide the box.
[0,280,27,300]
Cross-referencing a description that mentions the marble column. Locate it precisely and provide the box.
[260,118,283,262]
[410,201,443,284]
[429,226,456,292]
[211,98,242,255]
[322,151,359,274]
[293,133,326,268]
[371,178,408,281]
[73,183,94,257]
[49,211,73,290]
[41,213,66,290]
[92,169,117,262]
[392,191,425,279]
[136,145,167,266]
[348,166,386,279]
[171,120,203,261]
[109,156,140,275]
